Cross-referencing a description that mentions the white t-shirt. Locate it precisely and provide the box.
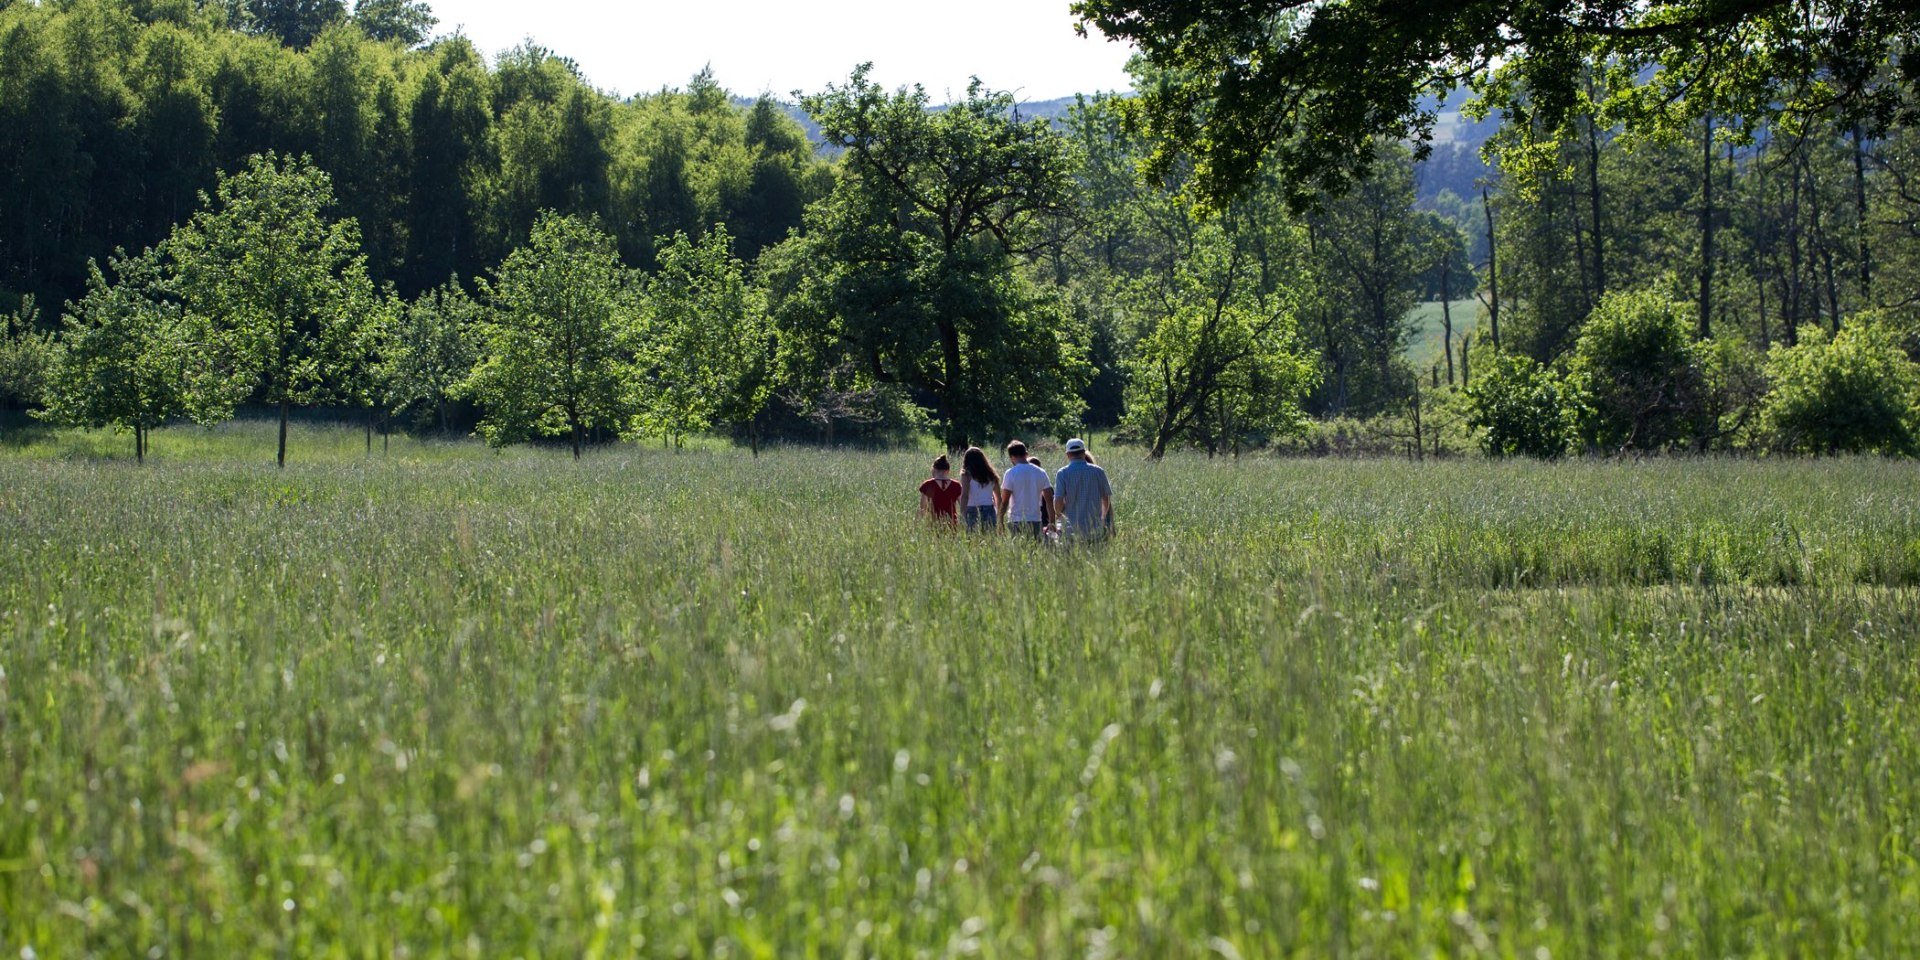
[1001,462,1049,523]
[964,476,998,508]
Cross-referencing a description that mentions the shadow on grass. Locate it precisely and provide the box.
[0,410,58,449]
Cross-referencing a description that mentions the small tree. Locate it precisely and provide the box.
[468,212,633,458]
[1760,323,1920,456]
[39,249,197,461]
[719,304,781,455]
[1463,351,1570,458]
[0,297,53,414]
[1564,289,1708,453]
[629,227,778,450]
[342,290,400,453]
[383,277,479,434]
[171,152,379,467]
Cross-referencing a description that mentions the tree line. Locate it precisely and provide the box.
[0,0,827,313]
[3,0,1919,460]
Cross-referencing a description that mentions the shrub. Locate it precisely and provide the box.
[1849,306,1920,361]
[1565,289,1709,452]
[1695,336,1768,450]
[1463,351,1569,458]
[1760,322,1920,455]
[0,297,52,412]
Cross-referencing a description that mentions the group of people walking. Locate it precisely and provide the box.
[918,438,1113,542]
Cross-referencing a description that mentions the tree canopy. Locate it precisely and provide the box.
[1073,0,1920,207]
[771,66,1088,448]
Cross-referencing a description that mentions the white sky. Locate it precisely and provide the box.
[426,0,1137,103]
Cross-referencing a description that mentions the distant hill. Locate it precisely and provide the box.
[1411,88,1498,207]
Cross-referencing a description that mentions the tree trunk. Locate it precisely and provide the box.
[1698,115,1715,340]
[1374,297,1392,392]
[1586,113,1608,299]
[1207,388,1222,458]
[1805,152,1841,333]
[1459,334,1472,387]
[1149,394,1174,459]
[1852,125,1872,304]
[278,399,289,468]
[1481,184,1500,350]
[135,425,144,464]
[1440,248,1455,386]
[1573,209,1593,311]
[1408,384,1423,462]
[937,316,965,450]
[1786,153,1804,346]
[1820,234,1842,334]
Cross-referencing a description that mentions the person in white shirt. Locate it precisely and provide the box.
[959,446,1002,531]
[998,440,1053,541]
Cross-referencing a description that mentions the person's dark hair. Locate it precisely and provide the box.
[932,455,950,473]
[1005,440,1028,459]
[961,447,998,486]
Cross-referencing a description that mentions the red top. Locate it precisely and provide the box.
[919,477,962,521]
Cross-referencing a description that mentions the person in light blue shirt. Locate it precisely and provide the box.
[1052,438,1112,541]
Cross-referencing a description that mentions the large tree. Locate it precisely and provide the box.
[1303,144,1429,415]
[773,66,1087,448]
[1073,0,1920,207]
[1123,222,1320,458]
[170,152,378,467]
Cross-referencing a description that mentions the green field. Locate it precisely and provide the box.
[1405,299,1483,376]
[4,423,1919,957]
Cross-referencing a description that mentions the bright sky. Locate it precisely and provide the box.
[427,0,1137,103]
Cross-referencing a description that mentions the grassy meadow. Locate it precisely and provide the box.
[3,421,1919,958]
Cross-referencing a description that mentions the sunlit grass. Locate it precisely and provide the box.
[3,422,1917,957]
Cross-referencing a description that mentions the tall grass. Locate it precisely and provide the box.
[2,423,1917,957]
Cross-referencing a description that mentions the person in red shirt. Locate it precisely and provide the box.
[918,455,963,525]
